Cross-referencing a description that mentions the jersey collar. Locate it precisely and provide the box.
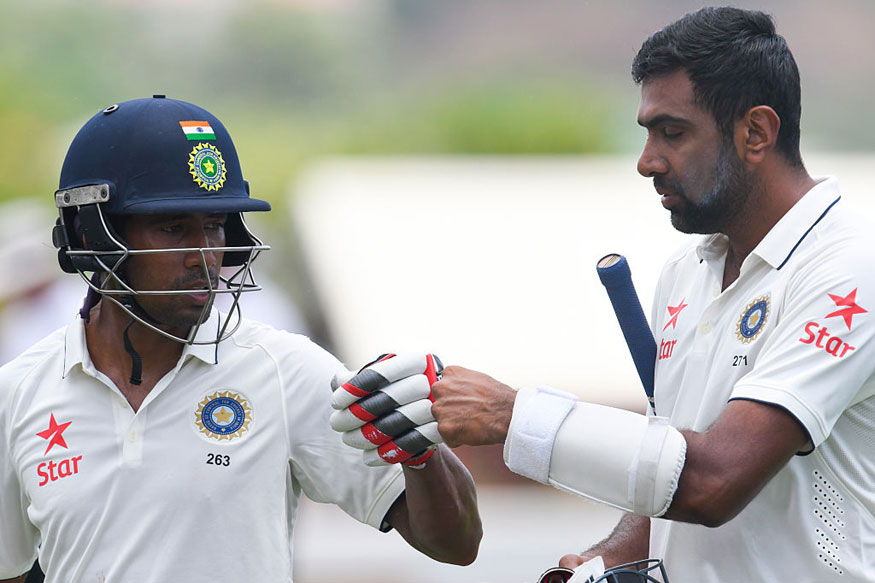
[750,176,840,270]
[184,309,225,364]
[63,309,224,376]
[695,176,841,269]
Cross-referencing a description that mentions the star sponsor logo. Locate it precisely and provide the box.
[36,414,83,487]
[662,298,688,331]
[37,413,71,454]
[736,294,770,344]
[658,338,677,360]
[798,287,866,358]
[826,288,867,330]
[195,390,253,442]
[658,298,687,361]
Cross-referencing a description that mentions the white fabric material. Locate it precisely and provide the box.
[504,386,577,483]
[0,311,404,582]
[649,178,875,582]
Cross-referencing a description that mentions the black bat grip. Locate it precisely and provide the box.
[596,254,657,412]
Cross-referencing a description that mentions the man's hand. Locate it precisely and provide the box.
[330,353,443,467]
[558,513,651,571]
[430,366,517,447]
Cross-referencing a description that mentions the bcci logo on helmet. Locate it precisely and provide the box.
[188,143,227,191]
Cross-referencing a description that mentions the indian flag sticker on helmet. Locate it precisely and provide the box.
[188,143,227,191]
[178,120,216,140]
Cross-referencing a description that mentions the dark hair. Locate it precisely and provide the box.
[632,7,803,167]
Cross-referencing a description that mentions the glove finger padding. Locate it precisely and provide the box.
[341,398,435,449]
[330,374,432,432]
[362,421,443,467]
[329,366,357,393]
[331,352,442,410]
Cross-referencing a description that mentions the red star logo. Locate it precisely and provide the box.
[36,414,72,455]
[826,288,867,331]
[663,298,688,331]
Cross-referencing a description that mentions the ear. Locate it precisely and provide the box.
[735,105,781,165]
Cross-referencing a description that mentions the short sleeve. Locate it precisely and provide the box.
[280,340,405,529]
[732,252,875,447]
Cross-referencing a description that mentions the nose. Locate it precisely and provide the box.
[637,138,668,178]
[184,227,224,272]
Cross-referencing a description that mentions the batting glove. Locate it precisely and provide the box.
[330,353,444,468]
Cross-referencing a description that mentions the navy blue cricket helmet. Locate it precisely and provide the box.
[53,95,270,273]
[51,95,271,345]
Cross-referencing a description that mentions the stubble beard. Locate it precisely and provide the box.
[666,143,754,235]
[123,269,220,334]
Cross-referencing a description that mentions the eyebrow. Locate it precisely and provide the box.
[637,113,690,129]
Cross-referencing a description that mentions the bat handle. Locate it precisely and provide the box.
[596,253,657,412]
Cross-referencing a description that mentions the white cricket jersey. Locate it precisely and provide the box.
[649,177,875,582]
[0,312,405,582]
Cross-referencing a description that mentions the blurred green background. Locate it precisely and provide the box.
[1,0,873,344]
[4,0,874,207]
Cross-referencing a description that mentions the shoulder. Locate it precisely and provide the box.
[664,237,702,265]
[656,236,707,283]
[0,326,67,412]
[222,316,345,381]
[0,326,66,379]
[820,196,875,247]
[789,198,875,278]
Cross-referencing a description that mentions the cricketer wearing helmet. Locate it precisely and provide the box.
[0,96,481,583]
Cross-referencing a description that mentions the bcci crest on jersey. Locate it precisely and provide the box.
[195,390,252,441]
[736,294,770,343]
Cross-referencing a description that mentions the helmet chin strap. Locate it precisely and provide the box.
[119,295,155,387]
[122,317,143,386]
[78,274,147,386]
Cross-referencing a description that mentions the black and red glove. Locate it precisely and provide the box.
[330,353,443,468]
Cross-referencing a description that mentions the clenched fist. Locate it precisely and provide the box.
[430,366,517,448]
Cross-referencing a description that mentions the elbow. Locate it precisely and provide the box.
[435,522,483,566]
[453,544,481,567]
[673,476,750,528]
[461,524,484,565]
[693,505,740,528]
[421,536,480,567]
[457,526,483,565]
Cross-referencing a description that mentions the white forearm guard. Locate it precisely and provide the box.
[504,387,686,517]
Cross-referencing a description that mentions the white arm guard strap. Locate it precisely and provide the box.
[504,387,686,517]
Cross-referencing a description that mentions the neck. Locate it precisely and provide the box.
[84,299,186,411]
[721,164,817,289]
